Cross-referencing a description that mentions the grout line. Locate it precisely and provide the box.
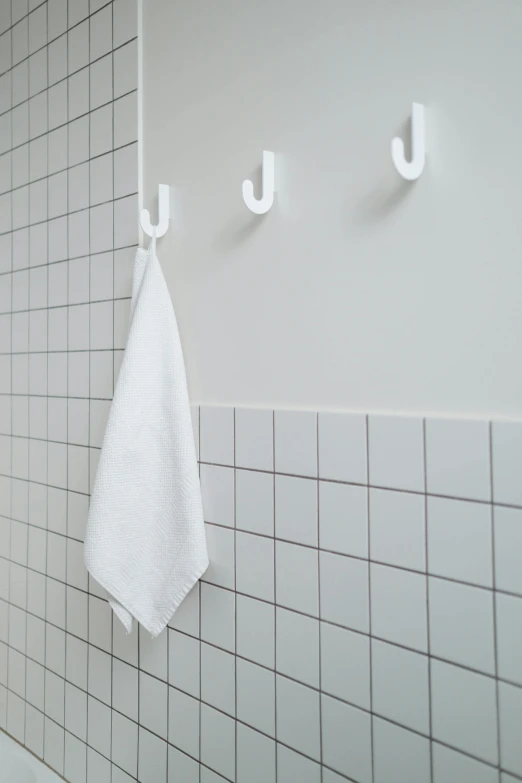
[5,3,14,743]
[233,407,238,783]
[366,414,374,783]
[4,512,522,693]
[3,675,522,783]
[424,418,434,783]
[188,460,522,513]
[198,406,202,783]
[316,412,323,783]
[490,422,502,781]
[2,144,137,197]
[23,0,31,752]
[0,35,136,101]
[272,409,278,783]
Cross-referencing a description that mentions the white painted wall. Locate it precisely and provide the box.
[142,0,522,417]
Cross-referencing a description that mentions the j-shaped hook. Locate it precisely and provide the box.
[391,103,426,181]
[140,184,170,238]
[242,151,275,214]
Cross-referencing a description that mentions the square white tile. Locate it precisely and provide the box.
[236,595,274,669]
[321,622,370,709]
[277,745,321,783]
[44,717,64,775]
[373,717,431,783]
[236,468,274,536]
[276,607,319,688]
[69,116,89,167]
[237,724,276,783]
[201,643,235,717]
[87,747,110,783]
[236,657,275,737]
[114,194,137,249]
[276,540,318,617]
[318,411,367,484]
[25,705,44,759]
[114,93,137,149]
[88,646,111,705]
[200,464,234,528]
[90,53,113,110]
[200,583,235,653]
[492,421,522,506]
[431,659,498,765]
[275,474,318,546]
[494,506,522,595]
[168,746,199,783]
[168,687,200,759]
[88,595,112,653]
[369,488,425,571]
[368,414,424,492]
[87,695,111,759]
[69,209,90,259]
[90,152,113,207]
[200,704,236,782]
[427,496,492,586]
[371,638,430,733]
[496,593,522,686]
[276,675,320,761]
[112,659,138,721]
[274,410,317,477]
[138,727,167,783]
[235,407,273,471]
[139,625,168,681]
[113,39,137,98]
[168,630,200,698]
[320,481,368,558]
[432,742,499,783]
[65,682,87,741]
[236,530,274,602]
[111,712,138,777]
[203,524,235,591]
[90,252,114,301]
[114,143,137,199]
[167,582,200,639]
[321,695,372,783]
[90,4,112,61]
[200,406,234,466]
[320,551,369,632]
[499,682,522,776]
[429,577,495,674]
[370,563,428,652]
[426,417,491,501]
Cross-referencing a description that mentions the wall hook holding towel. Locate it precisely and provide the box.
[242,151,275,214]
[140,184,170,237]
[391,103,426,181]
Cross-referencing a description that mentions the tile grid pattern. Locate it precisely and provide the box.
[0,0,140,780]
[0,3,522,783]
[193,408,522,783]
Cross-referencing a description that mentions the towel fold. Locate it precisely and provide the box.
[84,238,208,636]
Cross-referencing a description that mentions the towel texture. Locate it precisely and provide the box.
[84,240,208,636]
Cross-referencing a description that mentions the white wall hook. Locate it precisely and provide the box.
[242,151,275,214]
[391,103,426,181]
[140,184,170,238]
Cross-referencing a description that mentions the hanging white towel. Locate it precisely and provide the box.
[84,237,208,637]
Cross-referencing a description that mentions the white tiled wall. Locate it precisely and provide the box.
[0,0,139,779]
[1,2,522,783]
[191,406,522,783]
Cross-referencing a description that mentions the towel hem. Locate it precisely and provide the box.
[89,554,210,638]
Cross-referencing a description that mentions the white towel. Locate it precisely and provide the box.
[84,237,208,637]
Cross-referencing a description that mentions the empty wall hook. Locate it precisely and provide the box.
[140,184,170,238]
[242,150,275,214]
[391,103,426,181]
